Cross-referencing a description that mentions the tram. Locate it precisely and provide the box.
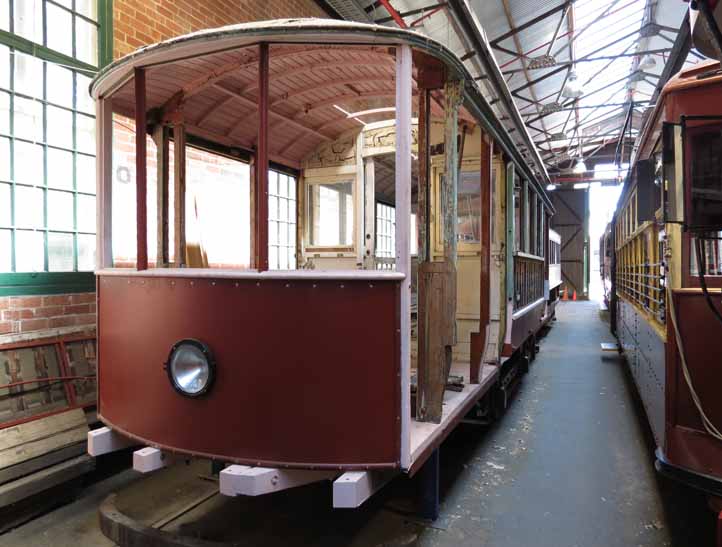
[87,19,557,508]
[606,58,722,497]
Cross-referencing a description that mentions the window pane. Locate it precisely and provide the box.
[77,194,95,232]
[75,17,98,66]
[0,182,9,225]
[47,106,73,147]
[47,189,74,230]
[14,140,43,184]
[75,0,97,20]
[0,137,8,181]
[268,170,277,196]
[46,3,73,57]
[46,63,74,108]
[13,0,43,44]
[47,147,73,189]
[76,154,95,193]
[15,186,43,228]
[0,0,8,32]
[0,228,10,272]
[76,72,94,115]
[13,96,43,141]
[14,52,43,98]
[15,230,43,271]
[0,90,8,134]
[48,232,73,271]
[0,44,9,89]
[77,233,95,270]
[308,182,354,247]
[458,171,481,244]
[76,113,95,154]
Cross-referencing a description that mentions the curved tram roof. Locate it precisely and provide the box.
[91,18,552,208]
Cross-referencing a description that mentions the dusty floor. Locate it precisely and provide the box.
[0,301,713,546]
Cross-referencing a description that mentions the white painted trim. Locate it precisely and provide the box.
[304,164,356,180]
[132,447,174,473]
[95,268,404,281]
[395,44,412,470]
[87,426,134,457]
[504,301,513,346]
[96,97,113,270]
[219,465,336,497]
[332,471,396,508]
[511,296,545,321]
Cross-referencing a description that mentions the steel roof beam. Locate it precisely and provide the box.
[489,2,572,47]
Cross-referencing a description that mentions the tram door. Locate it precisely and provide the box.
[551,188,590,299]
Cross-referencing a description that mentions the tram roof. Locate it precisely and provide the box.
[90,18,553,209]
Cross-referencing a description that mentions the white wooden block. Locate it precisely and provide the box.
[87,426,134,457]
[132,447,172,473]
[333,471,396,508]
[219,465,336,497]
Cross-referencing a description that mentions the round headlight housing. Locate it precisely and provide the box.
[166,339,215,397]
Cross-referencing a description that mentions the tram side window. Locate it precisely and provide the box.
[690,233,722,276]
[307,181,354,248]
[374,202,418,259]
[268,170,297,270]
[514,181,522,252]
[528,186,536,255]
[458,171,481,244]
[689,127,722,231]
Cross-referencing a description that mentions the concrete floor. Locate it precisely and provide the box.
[0,301,713,546]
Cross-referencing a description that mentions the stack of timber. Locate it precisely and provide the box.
[0,408,93,530]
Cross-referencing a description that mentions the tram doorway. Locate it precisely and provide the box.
[550,188,589,300]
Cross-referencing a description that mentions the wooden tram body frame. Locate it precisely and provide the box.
[89,20,556,501]
[609,60,722,495]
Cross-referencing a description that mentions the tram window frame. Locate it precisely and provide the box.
[305,177,356,254]
[685,121,722,233]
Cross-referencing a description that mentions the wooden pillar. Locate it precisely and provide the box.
[134,68,148,271]
[153,125,169,267]
[417,88,430,263]
[96,97,113,270]
[363,156,375,269]
[503,162,515,356]
[470,134,492,384]
[254,42,269,271]
[442,80,462,266]
[173,122,186,267]
[395,44,412,469]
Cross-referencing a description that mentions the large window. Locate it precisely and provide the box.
[458,171,481,244]
[268,169,297,270]
[307,181,354,248]
[0,0,110,294]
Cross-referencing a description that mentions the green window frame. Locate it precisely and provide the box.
[0,0,112,296]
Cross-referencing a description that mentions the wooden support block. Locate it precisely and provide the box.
[87,426,135,457]
[332,471,395,509]
[219,465,336,497]
[133,447,173,473]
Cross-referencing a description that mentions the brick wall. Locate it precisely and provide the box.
[0,294,96,336]
[114,0,331,58]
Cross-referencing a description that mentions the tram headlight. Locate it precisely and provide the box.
[166,339,215,397]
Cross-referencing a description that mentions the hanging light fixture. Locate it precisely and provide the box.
[573,159,588,174]
[638,53,657,70]
[562,71,584,99]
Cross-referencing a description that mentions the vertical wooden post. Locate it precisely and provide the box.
[442,80,462,266]
[255,43,270,272]
[395,44,412,469]
[174,122,186,267]
[417,88,430,263]
[134,68,148,271]
[503,162,515,356]
[96,97,113,270]
[153,125,169,267]
[470,134,492,384]
[363,156,376,269]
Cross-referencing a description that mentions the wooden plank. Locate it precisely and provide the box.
[254,43,269,272]
[0,454,93,508]
[395,44,413,469]
[417,88,430,263]
[0,408,86,452]
[0,442,85,486]
[0,426,88,469]
[219,465,336,497]
[96,97,113,269]
[174,122,187,267]
[332,470,396,508]
[153,125,170,267]
[363,157,375,269]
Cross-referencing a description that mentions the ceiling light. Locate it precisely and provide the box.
[638,54,657,70]
[546,184,557,191]
[573,159,587,174]
[573,182,590,190]
[562,71,584,99]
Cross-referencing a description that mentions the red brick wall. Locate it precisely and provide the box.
[114,0,331,59]
[0,294,96,336]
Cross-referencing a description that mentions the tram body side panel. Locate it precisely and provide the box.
[97,274,402,469]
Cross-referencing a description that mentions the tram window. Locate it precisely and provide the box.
[307,181,354,248]
[374,202,418,258]
[689,127,722,231]
[514,182,521,252]
[529,188,536,255]
[690,233,722,276]
[458,171,481,244]
[268,170,297,270]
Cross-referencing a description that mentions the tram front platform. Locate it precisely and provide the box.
[0,301,712,547]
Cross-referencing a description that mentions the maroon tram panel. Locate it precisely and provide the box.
[97,275,401,469]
